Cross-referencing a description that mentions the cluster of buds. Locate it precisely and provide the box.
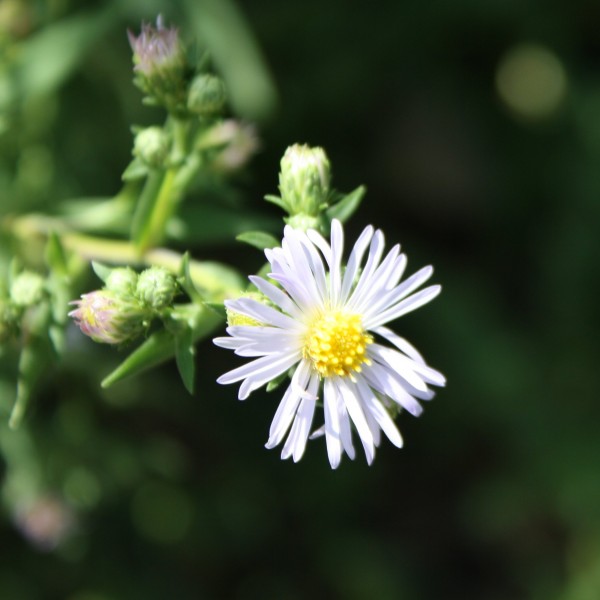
[69,266,178,345]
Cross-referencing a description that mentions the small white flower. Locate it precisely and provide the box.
[214,220,445,468]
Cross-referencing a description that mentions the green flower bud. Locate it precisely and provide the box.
[187,74,227,116]
[10,271,45,307]
[133,127,170,169]
[136,267,177,310]
[68,290,145,345]
[105,267,139,298]
[278,144,331,217]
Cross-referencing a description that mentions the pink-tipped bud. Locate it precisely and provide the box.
[68,290,145,345]
[127,15,184,77]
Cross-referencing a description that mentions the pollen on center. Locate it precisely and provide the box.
[303,309,373,378]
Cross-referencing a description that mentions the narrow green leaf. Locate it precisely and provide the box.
[183,0,278,121]
[101,329,176,389]
[175,327,195,394]
[101,307,222,388]
[326,185,366,223]
[236,231,280,251]
[266,371,288,392]
[264,194,287,211]
[179,253,204,304]
[204,302,227,318]
[45,232,69,276]
[91,261,113,283]
[15,8,115,101]
[122,157,149,181]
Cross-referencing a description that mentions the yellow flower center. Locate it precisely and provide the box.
[304,310,373,378]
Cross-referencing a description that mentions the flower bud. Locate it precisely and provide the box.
[187,74,227,116]
[128,16,187,111]
[135,267,178,310]
[133,126,170,169]
[10,271,45,308]
[278,144,331,217]
[105,267,139,298]
[68,290,145,345]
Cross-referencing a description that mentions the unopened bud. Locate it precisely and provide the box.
[105,267,139,297]
[10,271,45,307]
[127,16,187,111]
[187,74,227,116]
[135,267,177,310]
[133,127,170,168]
[69,290,145,345]
[278,144,331,217]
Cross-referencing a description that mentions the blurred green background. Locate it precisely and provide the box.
[1,0,599,598]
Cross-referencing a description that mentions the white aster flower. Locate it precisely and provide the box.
[214,219,445,468]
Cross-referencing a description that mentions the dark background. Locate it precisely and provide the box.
[1,0,599,598]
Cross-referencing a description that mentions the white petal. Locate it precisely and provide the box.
[337,378,375,465]
[369,344,429,393]
[365,284,441,329]
[346,230,385,311]
[248,275,304,320]
[340,224,373,303]
[266,360,312,447]
[323,378,343,469]
[225,297,301,331]
[362,361,424,417]
[372,326,426,363]
[355,376,403,448]
[217,351,300,398]
[281,393,317,462]
[337,398,356,460]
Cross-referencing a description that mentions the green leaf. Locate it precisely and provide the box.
[183,0,278,121]
[326,185,366,223]
[91,261,113,283]
[13,8,115,103]
[204,302,227,318]
[45,232,69,276]
[236,231,280,251]
[101,329,176,389]
[174,327,195,394]
[264,194,287,211]
[122,157,149,182]
[266,371,288,392]
[179,253,204,304]
[101,306,222,388]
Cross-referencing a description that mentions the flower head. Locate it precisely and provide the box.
[214,220,445,468]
